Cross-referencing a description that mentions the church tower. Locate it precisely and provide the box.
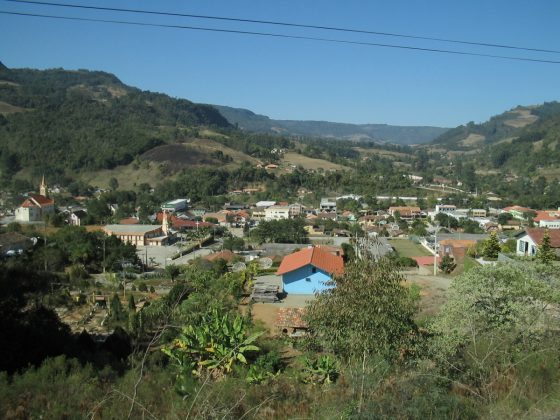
[39,175,48,197]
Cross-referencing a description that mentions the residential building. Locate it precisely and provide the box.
[388,206,421,220]
[255,200,276,208]
[438,239,478,262]
[161,199,189,213]
[276,246,344,295]
[264,205,291,221]
[503,205,534,221]
[470,209,487,218]
[516,228,560,257]
[435,204,456,214]
[319,198,337,213]
[534,210,560,229]
[68,209,87,226]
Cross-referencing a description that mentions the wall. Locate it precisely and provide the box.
[282,265,333,295]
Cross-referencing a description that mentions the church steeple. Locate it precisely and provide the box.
[40,175,48,197]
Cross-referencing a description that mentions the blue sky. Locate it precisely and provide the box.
[1,0,559,127]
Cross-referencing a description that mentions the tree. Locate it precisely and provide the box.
[127,294,136,312]
[165,265,181,282]
[537,229,556,265]
[439,255,456,274]
[306,258,417,362]
[482,232,501,259]
[431,264,560,400]
[109,293,125,322]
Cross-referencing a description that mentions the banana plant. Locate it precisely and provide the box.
[162,309,262,379]
[301,355,340,385]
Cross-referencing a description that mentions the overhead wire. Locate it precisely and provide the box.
[0,10,559,64]
[5,0,560,55]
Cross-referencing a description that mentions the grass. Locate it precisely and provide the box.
[80,160,171,190]
[389,239,432,258]
[282,152,349,171]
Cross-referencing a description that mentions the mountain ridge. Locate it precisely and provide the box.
[212,104,449,145]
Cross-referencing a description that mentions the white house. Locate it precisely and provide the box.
[516,228,560,257]
[264,205,291,221]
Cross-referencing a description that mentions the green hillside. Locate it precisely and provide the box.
[0,66,230,183]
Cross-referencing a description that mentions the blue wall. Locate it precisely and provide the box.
[282,264,333,295]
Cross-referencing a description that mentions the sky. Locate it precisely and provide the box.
[1,0,560,127]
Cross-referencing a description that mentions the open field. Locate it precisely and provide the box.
[353,147,410,160]
[282,152,349,171]
[537,166,560,180]
[183,137,259,166]
[0,100,25,114]
[389,238,432,258]
[504,108,538,128]
[459,133,485,147]
[81,160,172,190]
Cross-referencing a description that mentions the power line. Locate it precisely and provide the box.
[1,10,560,64]
[5,0,560,55]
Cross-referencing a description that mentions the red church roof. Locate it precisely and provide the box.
[20,194,54,208]
[276,246,344,276]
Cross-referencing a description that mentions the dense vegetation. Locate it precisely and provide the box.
[0,66,230,182]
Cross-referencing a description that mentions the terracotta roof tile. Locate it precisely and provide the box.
[276,246,344,276]
[525,228,560,248]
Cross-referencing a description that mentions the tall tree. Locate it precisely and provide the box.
[306,258,417,362]
[537,229,556,265]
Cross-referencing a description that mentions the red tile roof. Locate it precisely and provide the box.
[276,307,307,328]
[413,256,440,266]
[534,211,560,222]
[119,217,140,225]
[204,250,236,263]
[276,246,344,276]
[156,212,214,229]
[21,194,54,208]
[29,194,54,206]
[525,228,560,248]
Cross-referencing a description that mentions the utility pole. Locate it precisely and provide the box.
[433,223,441,276]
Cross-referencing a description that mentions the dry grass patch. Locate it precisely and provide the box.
[0,100,25,114]
[503,109,538,128]
[282,152,349,171]
[459,133,485,147]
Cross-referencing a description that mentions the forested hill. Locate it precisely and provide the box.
[213,105,449,145]
[429,103,560,150]
[0,65,230,181]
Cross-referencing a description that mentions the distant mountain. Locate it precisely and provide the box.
[428,101,560,177]
[213,105,449,145]
[429,105,551,149]
[0,65,230,181]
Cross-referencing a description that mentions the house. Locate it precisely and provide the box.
[304,225,325,236]
[503,205,534,221]
[255,201,276,208]
[435,204,456,214]
[0,232,34,256]
[438,239,477,262]
[388,206,421,220]
[319,198,337,212]
[68,209,87,226]
[276,246,344,295]
[204,250,237,263]
[161,198,189,213]
[516,228,560,257]
[223,202,246,211]
[265,164,279,170]
[156,212,214,230]
[264,205,291,221]
[470,209,487,218]
[533,210,560,229]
